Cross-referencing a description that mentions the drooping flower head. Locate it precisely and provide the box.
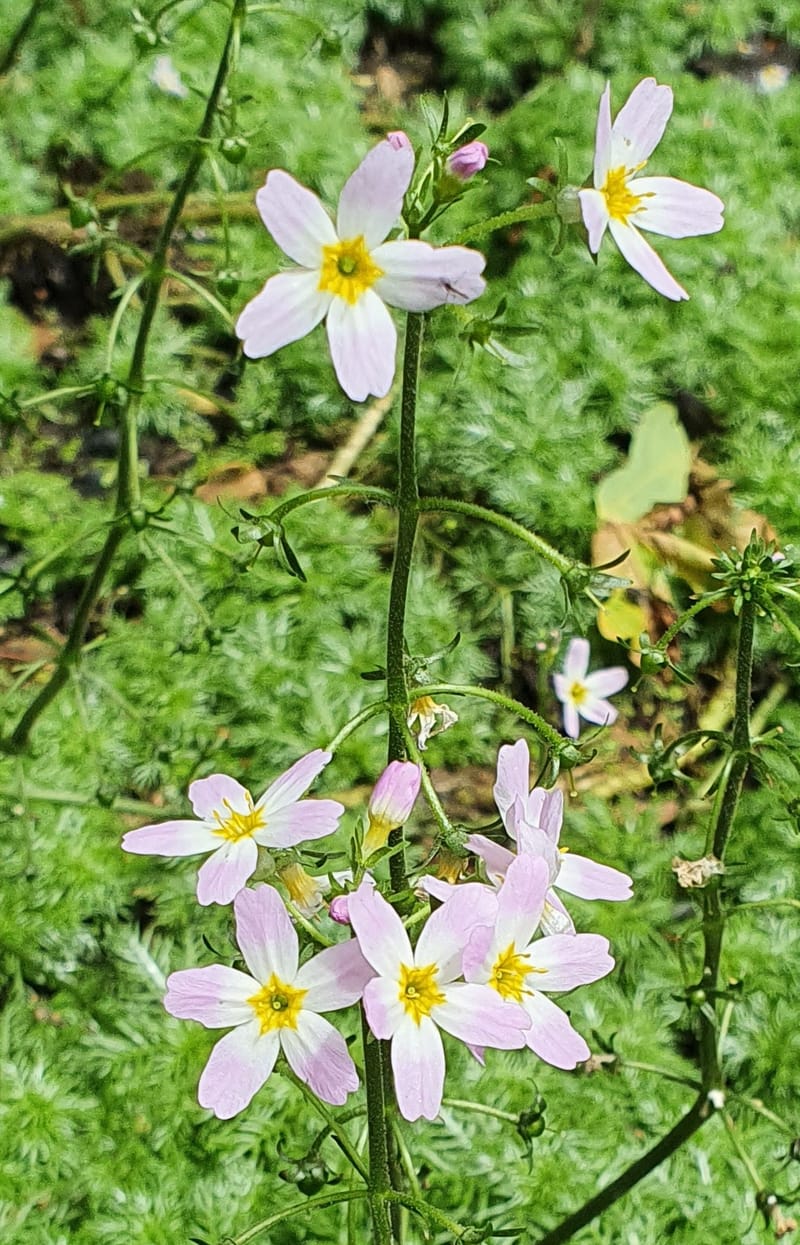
[164,885,374,1118]
[348,880,529,1121]
[236,135,486,401]
[463,855,614,1069]
[578,78,724,300]
[363,760,422,857]
[552,637,628,740]
[122,750,343,906]
[407,695,458,750]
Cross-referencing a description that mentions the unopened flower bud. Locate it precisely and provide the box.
[328,895,351,925]
[363,761,421,858]
[555,185,583,225]
[220,134,249,165]
[447,140,489,181]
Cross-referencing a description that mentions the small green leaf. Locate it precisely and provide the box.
[596,403,691,523]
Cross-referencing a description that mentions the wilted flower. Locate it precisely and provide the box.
[277,860,327,916]
[463,855,614,1068]
[447,141,489,180]
[236,135,486,401]
[578,78,724,300]
[363,761,422,857]
[149,54,188,99]
[407,695,458,750]
[164,885,373,1117]
[349,880,529,1121]
[122,751,343,906]
[552,637,628,739]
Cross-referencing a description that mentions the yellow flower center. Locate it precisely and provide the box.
[601,165,646,225]
[213,792,266,842]
[398,962,445,1024]
[248,973,307,1034]
[318,235,384,305]
[569,680,588,706]
[488,942,541,1002]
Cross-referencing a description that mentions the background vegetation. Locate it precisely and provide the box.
[0,1,798,1242]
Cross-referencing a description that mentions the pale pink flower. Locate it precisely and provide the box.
[552,637,628,739]
[122,750,343,906]
[363,760,421,857]
[423,737,632,935]
[463,855,614,1069]
[348,881,529,1121]
[236,135,486,401]
[164,885,373,1118]
[578,78,724,300]
[447,141,489,180]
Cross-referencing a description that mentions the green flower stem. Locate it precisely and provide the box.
[656,591,727,650]
[621,1060,702,1091]
[164,266,234,326]
[362,1013,394,1245]
[286,1071,368,1181]
[17,384,95,410]
[231,1188,368,1245]
[382,1190,468,1236]
[441,1098,519,1124]
[267,484,395,527]
[721,1111,765,1193]
[533,1094,713,1245]
[104,273,146,373]
[0,784,182,817]
[770,600,800,646]
[5,0,246,752]
[399,717,453,835]
[325,700,388,754]
[453,200,555,246]
[410,682,569,754]
[0,0,46,75]
[418,496,572,575]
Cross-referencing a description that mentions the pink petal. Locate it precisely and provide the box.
[196,838,258,906]
[121,819,219,857]
[564,637,590,681]
[610,78,673,169]
[236,270,331,359]
[391,1015,445,1122]
[415,884,498,982]
[608,218,688,301]
[494,855,549,951]
[257,749,332,814]
[198,1020,279,1119]
[363,975,406,1039]
[326,291,396,402]
[336,138,415,250]
[632,176,724,238]
[257,798,344,849]
[368,761,421,826]
[522,992,590,1069]
[556,852,633,901]
[348,881,413,976]
[234,883,298,982]
[465,833,515,884]
[372,240,486,311]
[256,169,337,266]
[541,890,576,936]
[515,825,560,882]
[526,932,614,991]
[578,188,610,254]
[417,875,459,903]
[296,939,375,1011]
[525,787,563,843]
[164,965,257,1027]
[435,982,529,1049]
[585,665,628,697]
[592,82,613,187]
[493,739,530,821]
[281,1011,359,1105]
[576,694,618,728]
[462,922,495,980]
[189,774,251,820]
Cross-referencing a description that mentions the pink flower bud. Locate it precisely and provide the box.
[329,895,351,925]
[363,761,421,857]
[447,140,489,181]
[387,130,412,151]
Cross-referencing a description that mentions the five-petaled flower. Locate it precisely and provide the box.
[236,134,486,401]
[553,637,628,740]
[164,885,374,1118]
[348,880,530,1121]
[463,854,614,1069]
[363,760,422,858]
[121,750,343,906]
[578,78,724,301]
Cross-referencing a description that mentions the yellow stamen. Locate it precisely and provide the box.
[213,792,266,842]
[569,680,588,706]
[398,963,445,1025]
[600,165,645,225]
[248,973,307,1034]
[318,235,383,305]
[488,943,542,1002]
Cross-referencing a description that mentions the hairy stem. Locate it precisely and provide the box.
[362,1013,394,1245]
[418,496,572,575]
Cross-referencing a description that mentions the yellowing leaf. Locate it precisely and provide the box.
[596,589,648,647]
[596,403,691,523]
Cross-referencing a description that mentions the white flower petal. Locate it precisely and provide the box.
[578,188,610,254]
[256,169,337,266]
[608,219,688,301]
[610,77,673,169]
[198,1021,279,1119]
[326,290,396,401]
[234,884,298,984]
[576,694,618,728]
[564,637,590,681]
[391,1015,445,1122]
[336,138,415,250]
[563,702,580,740]
[585,666,628,697]
[281,1012,359,1105]
[631,176,725,239]
[493,739,530,823]
[592,82,613,187]
[372,240,486,311]
[236,270,331,359]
